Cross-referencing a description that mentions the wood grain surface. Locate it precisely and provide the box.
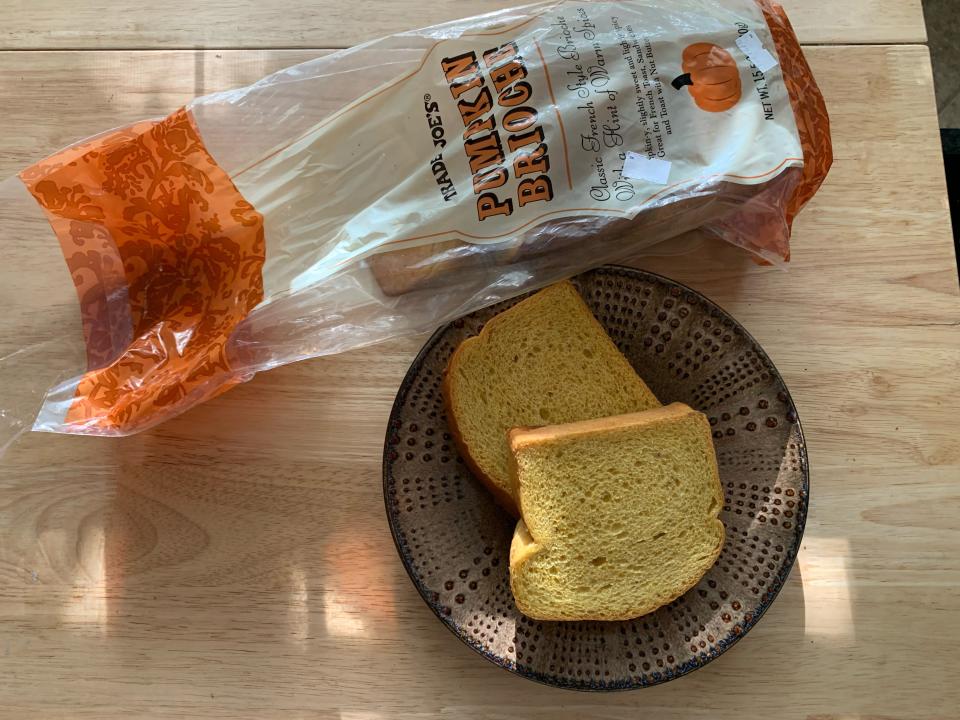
[0,0,927,49]
[0,16,958,720]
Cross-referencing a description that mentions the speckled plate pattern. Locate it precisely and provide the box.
[382,266,808,690]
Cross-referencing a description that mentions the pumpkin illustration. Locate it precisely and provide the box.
[671,42,742,112]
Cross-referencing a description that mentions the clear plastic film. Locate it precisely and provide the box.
[0,0,830,448]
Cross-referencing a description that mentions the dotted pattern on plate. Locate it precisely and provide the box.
[383,266,809,690]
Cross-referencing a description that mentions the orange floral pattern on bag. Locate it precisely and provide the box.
[758,0,833,223]
[20,107,265,434]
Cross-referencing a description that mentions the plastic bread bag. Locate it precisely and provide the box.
[0,0,831,450]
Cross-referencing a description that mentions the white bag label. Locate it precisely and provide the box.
[736,30,779,73]
[622,152,672,184]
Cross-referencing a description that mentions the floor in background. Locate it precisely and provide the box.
[922,0,959,269]
[942,130,960,272]
[923,0,960,128]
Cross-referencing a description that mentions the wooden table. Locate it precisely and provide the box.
[1,2,958,718]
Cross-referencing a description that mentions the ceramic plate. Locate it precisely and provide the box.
[383,266,808,690]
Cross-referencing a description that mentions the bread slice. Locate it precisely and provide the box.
[368,238,524,296]
[509,403,725,621]
[443,281,659,515]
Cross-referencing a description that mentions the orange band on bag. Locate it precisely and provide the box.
[20,107,265,433]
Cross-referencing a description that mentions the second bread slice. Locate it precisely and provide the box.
[509,403,725,621]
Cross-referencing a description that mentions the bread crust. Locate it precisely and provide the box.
[368,240,466,297]
[509,402,695,451]
[369,238,526,297]
[442,337,522,516]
